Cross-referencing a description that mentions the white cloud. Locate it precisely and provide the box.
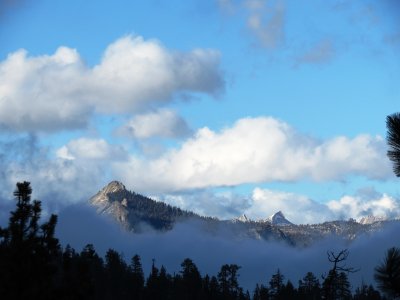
[327,193,400,221]
[150,186,400,224]
[56,138,127,161]
[115,116,392,193]
[245,188,334,224]
[245,188,400,224]
[0,35,224,131]
[116,109,192,139]
[156,190,251,219]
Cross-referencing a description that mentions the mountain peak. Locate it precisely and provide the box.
[238,214,249,222]
[268,211,293,226]
[102,181,126,194]
[89,181,127,208]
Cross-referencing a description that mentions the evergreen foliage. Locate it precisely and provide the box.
[0,181,60,299]
[374,247,400,298]
[386,112,400,177]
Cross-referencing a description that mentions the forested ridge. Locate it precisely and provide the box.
[1,182,399,299]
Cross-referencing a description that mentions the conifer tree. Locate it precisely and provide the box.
[218,264,241,299]
[0,181,60,299]
[298,271,321,300]
[353,282,382,300]
[269,269,285,299]
[374,247,400,298]
[104,249,130,299]
[179,258,203,299]
[130,254,145,299]
[386,113,400,176]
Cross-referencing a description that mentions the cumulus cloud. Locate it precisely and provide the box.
[115,116,392,193]
[56,138,128,161]
[116,109,192,139]
[327,192,400,221]
[0,35,224,131]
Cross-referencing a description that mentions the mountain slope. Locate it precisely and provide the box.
[89,181,201,231]
[88,181,398,247]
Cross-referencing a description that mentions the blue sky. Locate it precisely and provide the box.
[1,0,400,223]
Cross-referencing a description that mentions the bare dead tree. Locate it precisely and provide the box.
[327,249,359,274]
[322,249,359,300]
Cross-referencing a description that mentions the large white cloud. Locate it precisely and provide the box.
[327,193,400,221]
[0,35,224,131]
[115,116,392,193]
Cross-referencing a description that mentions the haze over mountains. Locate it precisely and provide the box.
[89,181,399,247]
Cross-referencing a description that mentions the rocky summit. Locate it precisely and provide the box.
[88,181,399,247]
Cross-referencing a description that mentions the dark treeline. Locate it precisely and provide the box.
[1,182,399,300]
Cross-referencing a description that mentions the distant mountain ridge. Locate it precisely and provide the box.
[90,181,201,231]
[89,181,399,247]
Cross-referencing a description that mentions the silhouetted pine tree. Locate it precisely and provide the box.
[218,264,241,300]
[104,249,130,299]
[0,181,60,299]
[374,247,400,298]
[281,280,298,299]
[269,269,285,299]
[353,282,382,300]
[253,283,270,300]
[386,113,400,176]
[130,254,145,299]
[322,250,357,300]
[206,275,221,300]
[145,260,173,300]
[80,244,106,299]
[298,271,321,300]
[178,258,203,299]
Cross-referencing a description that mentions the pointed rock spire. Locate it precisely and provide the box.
[268,211,293,226]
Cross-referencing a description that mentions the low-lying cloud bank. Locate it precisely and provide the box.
[158,187,400,224]
[56,204,400,290]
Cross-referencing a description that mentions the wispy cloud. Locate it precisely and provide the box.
[245,0,285,49]
[0,35,224,131]
[294,39,336,67]
[116,109,192,140]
